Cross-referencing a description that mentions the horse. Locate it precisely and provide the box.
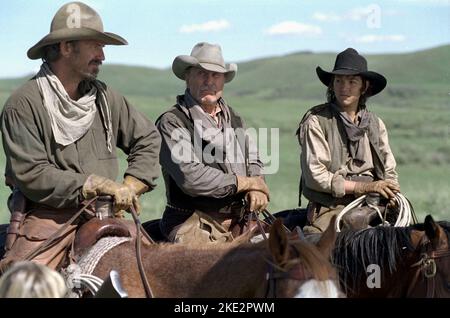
[75,218,342,298]
[332,215,450,298]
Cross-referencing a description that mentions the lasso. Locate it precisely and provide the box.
[335,193,418,232]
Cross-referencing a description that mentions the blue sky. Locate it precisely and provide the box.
[1,0,449,78]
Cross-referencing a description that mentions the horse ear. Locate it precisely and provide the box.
[268,218,289,265]
[316,215,337,259]
[424,214,447,249]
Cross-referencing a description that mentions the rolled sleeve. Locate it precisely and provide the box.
[300,115,339,195]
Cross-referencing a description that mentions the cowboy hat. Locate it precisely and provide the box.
[27,1,127,60]
[172,42,237,83]
[316,48,387,96]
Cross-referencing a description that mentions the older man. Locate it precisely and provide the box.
[158,42,270,243]
[0,2,161,271]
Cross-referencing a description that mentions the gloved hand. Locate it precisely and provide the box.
[82,174,135,213]
[123,175,149,215]
[245,190,270,212]
[354,180,400,199]
[236,176,270,199]
[114,210,126,218]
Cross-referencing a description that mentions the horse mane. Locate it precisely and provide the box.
[333,220,450,294]
[332,225,414,293]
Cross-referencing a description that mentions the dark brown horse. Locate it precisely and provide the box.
[333,215,450,298]
[82,219,341,298]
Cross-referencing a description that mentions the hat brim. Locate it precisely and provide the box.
[172,55,237,83]
[316,66,387,96]
[27,28,128,60]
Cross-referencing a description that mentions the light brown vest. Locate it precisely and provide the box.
[297,103,385,207]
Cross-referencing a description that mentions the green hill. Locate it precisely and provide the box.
[1,44,449,100]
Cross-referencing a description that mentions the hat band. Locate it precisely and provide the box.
[334,66,364,72]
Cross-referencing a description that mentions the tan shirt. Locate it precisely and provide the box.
[300,114,398,198]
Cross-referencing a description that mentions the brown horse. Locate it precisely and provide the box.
[333,215,450,298]
[79,219,341,298]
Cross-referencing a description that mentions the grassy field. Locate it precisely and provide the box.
[0,45,448,224]
[0,93,447,224]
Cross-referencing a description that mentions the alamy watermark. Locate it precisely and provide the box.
[66,3,81,29]
[170,120,280,174]
[366,4,381,29]
[366,264,381,289]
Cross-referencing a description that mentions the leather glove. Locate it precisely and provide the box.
[245,190,269,212]
[236,176,270,199]
[114,210,126,218]
[82,174,135,213]
[123,175,149,196]
[123,175,149,215]
[354,180,400,199]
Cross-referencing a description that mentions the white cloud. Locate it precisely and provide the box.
[313,5,398,23]
[347,6,374,21]
[266,21,322,36]
[312,12,341,22]
[353,34,406,43]
[179,19,230,34]
[398,0,449,5]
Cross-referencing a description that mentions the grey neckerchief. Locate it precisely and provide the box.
[183,90,246,176]
[36,63,113,152]
[330,103,370,164]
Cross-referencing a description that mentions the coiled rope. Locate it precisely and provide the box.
[335,193,418,232]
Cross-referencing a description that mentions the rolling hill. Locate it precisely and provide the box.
[1,44,449,101]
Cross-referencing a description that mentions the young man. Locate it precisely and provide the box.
[298,48,400,234]
[0,2,161,270]
[157,42,269,243]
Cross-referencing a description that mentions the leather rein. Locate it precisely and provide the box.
[264,244,310,298]
[407,238,450,297]
[257,209,310,298]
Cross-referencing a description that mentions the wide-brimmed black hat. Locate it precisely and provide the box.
[316,48,387,96]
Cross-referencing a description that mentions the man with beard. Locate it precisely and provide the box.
[0,2,161,271]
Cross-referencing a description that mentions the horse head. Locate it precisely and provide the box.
[333,214,450,298]
[266,216,342,297]
[406,215,450,298]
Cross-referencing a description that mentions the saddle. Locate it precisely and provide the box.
[73,218,131,261]
[228,212,270,238]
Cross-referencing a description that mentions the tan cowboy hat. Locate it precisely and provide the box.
[27,1,128,60]
[172,42,237,83]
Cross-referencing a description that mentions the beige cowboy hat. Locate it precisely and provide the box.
[27,1,128,60]
[172,42,237,83]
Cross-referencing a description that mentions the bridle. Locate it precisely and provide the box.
[264,244,310,298]
[407,237,450,297]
